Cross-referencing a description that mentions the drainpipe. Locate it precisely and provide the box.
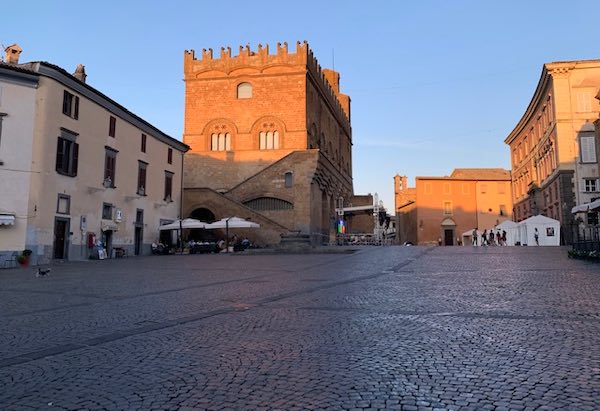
[180,151,184,219]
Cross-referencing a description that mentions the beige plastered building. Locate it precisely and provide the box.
[505,60,600,243]
[0,45,188,266]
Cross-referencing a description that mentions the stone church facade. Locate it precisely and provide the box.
[183,41,353,245]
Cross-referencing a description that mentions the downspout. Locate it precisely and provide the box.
[179,151,185,252]
[180,151,185,219]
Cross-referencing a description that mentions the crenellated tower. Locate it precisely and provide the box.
[183,41,354,246]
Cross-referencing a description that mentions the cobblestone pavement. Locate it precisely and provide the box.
[0,246,598,410]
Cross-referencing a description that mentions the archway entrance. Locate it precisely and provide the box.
[190,208,216,223]
[189,207,217,242]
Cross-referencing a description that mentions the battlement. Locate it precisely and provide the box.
[184,41,309,71]
[184,41,350,125]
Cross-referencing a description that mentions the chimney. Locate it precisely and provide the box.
[4,44,23,64]
[73,64,87,83]
[322,69,340,94]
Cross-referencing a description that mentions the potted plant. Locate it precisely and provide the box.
[17,249,32,267]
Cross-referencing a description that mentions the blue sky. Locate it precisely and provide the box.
[4,0,600,211]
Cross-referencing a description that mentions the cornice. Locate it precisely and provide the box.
[504,65,551,146]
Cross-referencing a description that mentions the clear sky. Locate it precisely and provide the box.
[4,0,600,211]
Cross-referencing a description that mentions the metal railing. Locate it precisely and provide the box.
[572,226,600,252]
[334,234,394,246]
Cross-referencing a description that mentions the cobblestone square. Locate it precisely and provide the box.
[0,246,598,410]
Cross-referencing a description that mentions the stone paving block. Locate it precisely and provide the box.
[0,247,598,409]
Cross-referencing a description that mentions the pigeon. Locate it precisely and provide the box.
[36,267,51,277]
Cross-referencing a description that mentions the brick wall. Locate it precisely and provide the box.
[182,42,353,244]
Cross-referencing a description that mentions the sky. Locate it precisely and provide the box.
[3,0,600,211]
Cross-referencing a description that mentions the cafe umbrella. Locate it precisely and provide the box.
[158,218,208,251]
[205,217,260,251]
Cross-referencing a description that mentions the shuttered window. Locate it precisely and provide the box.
[164,171,173,201]
[259,131,280,150]
[62,90,79,119]
[137,161,147,195]
[109,116,116,137]
[211,133,231,151]
[104,148,117,187]
[580,135,597,163]
[55,137,79,176]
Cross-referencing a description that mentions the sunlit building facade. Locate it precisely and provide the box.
[505,60,600,243]
[395,169,512,246]
[182,42,354,245]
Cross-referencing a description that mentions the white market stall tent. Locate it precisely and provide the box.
[461,229,476,246]
[517,215,560,246]
[494,220,520,246]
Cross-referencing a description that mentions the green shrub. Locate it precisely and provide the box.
[568,249,600,261]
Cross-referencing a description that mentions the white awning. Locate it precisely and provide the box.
[572,204,589,213]
[590,199,600,211]
[0,214,15,226]
[572,199,600,214]
[101,222,118,232]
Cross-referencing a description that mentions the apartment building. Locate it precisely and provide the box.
[505,60,600,243]
[0,45,188,265]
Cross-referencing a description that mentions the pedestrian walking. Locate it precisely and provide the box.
[534,228,539,246]
[488,230,495,246]
[496,230,501,245]
[501,230,507,246]
[482,229,488,246]
[472,229,478,246]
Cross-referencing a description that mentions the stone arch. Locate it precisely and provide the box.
[189,207,216,223]
[240,191,294,206]
[202,118,238,151]
[243,197,294,211]
[187,207,217,242]
[194,69,227,79]
[250,116,287,149]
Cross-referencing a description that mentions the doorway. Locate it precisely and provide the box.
[102,230,113,258]
[53,217,70,259]
[134,227,143,255]
[444,229,454,246]
[134,209,144,255]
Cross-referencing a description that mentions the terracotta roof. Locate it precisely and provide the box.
[0,61,38,75]
[449,168,511,180]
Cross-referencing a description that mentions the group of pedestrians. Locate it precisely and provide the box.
[472,228,507,246]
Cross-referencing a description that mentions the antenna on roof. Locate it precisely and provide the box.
[332,48,335,71]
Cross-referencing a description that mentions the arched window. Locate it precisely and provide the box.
[237,82,252,99]
[243,197,293,211]
[211,132,231,151]
[259,130,280,150]
[284,172,293,188]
